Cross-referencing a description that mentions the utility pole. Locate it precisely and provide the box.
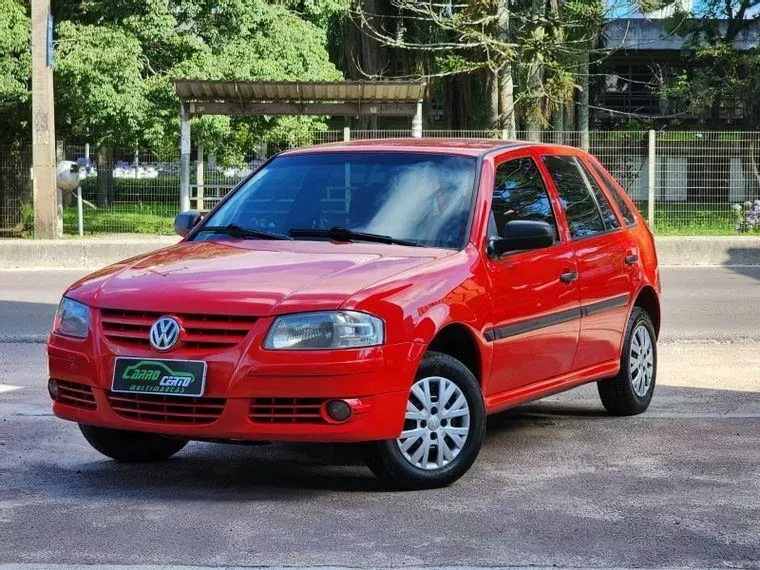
[31,0,60,238]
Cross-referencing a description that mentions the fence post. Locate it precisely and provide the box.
[76,185,84,237]
[179,102,191,212]
[647,130,656,228]
[196,142,204,211]
[343,125,351,142]
[411,101,423,138]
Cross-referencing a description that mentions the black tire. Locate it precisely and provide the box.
[597,306,657,416]
[363,351,486,490]
[78,424,188,462]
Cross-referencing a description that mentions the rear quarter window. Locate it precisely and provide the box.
[588,161,638,227]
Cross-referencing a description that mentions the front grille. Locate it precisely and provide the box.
[250,397,328,424]
[107,392,226,425]
[56,380,97,410]
[100,309,256,349]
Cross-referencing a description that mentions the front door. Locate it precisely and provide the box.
[540,154,633,369]
[485,155,581,396]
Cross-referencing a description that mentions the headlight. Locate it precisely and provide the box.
[53,297,90,339]
[264,311,384,350]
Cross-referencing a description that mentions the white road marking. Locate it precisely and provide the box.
[0,384,23,394]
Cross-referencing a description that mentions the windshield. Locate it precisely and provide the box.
[195,152,478,249]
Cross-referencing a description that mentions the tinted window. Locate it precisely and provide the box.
[197,152,477,249]
[542,155,605,239]
[590,162,637,227]
[490,158,558,240]
[578,161,621,230]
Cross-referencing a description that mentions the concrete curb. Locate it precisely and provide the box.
[0,237,179,269]
[654,236,760,266]
[0,235,759,268]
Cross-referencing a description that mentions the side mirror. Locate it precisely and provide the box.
[487,220,555,258]
[174,210,202,237]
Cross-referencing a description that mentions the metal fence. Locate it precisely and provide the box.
[0,144,32,237]
[59,145,180,235]
[3,130,760,236]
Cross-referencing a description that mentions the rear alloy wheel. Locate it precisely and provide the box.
[363,351,485,489]
[79,424,188,463]
[597,306,657,416]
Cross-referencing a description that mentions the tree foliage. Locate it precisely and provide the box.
[0,0,31,143]
[0,0,345,161]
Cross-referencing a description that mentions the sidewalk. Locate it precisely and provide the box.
[0,235,759,268]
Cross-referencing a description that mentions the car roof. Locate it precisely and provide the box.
[280,138,581,158]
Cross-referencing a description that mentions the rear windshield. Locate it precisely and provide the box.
[197,152,478,249]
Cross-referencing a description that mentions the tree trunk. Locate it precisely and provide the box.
[553,105,564,143]
[489,71,500,128]
[496,0,516,139]
[564,99,574,132]
[525,0,547,141]
[579,50,590,150]
[499,63,516,139]
[97,147,113,208]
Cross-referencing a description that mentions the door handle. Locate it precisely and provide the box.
[625,254,639,265]
[560,270,578,284]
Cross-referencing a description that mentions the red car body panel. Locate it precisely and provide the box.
[48,139,661,442]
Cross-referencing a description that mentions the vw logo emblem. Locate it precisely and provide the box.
[149,317,181,352]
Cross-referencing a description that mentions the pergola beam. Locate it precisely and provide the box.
[188,101,419,118]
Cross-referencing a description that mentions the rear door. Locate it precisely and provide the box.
[540,153,634,369]
[485,153,581,395]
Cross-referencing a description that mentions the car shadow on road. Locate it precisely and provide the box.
[49,441,388,496]
[32,399,606,498]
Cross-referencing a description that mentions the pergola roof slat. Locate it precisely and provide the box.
[174,80,425,105]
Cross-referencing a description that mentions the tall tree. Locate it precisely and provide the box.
[352,0,604,134]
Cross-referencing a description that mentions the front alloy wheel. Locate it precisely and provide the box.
[363,351,485,489]
[396,376,471,470]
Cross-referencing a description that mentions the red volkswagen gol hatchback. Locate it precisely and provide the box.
[48,139,660,489]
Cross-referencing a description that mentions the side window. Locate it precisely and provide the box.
[589,162,637,227]
[577,161,621,230]
[490,157,558,241]
[542,155,605,239]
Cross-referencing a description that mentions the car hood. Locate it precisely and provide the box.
[66,239,446,316]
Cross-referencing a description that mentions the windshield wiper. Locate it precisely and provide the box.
[198,224,292,240]
[289,226,420,247]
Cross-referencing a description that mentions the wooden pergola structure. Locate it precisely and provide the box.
[173,80,426,211]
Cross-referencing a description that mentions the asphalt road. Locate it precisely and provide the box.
[1,267,759,568]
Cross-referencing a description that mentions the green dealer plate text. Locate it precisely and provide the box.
[112,357,207,397]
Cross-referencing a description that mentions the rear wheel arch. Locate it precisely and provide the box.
[632,285,660,338]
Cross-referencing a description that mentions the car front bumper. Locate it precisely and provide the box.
[48,332,425,443]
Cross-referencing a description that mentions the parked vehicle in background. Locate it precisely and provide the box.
[47,139,661,489]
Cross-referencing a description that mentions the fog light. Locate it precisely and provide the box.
[48,378,59,401]
[324,399,352,423]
